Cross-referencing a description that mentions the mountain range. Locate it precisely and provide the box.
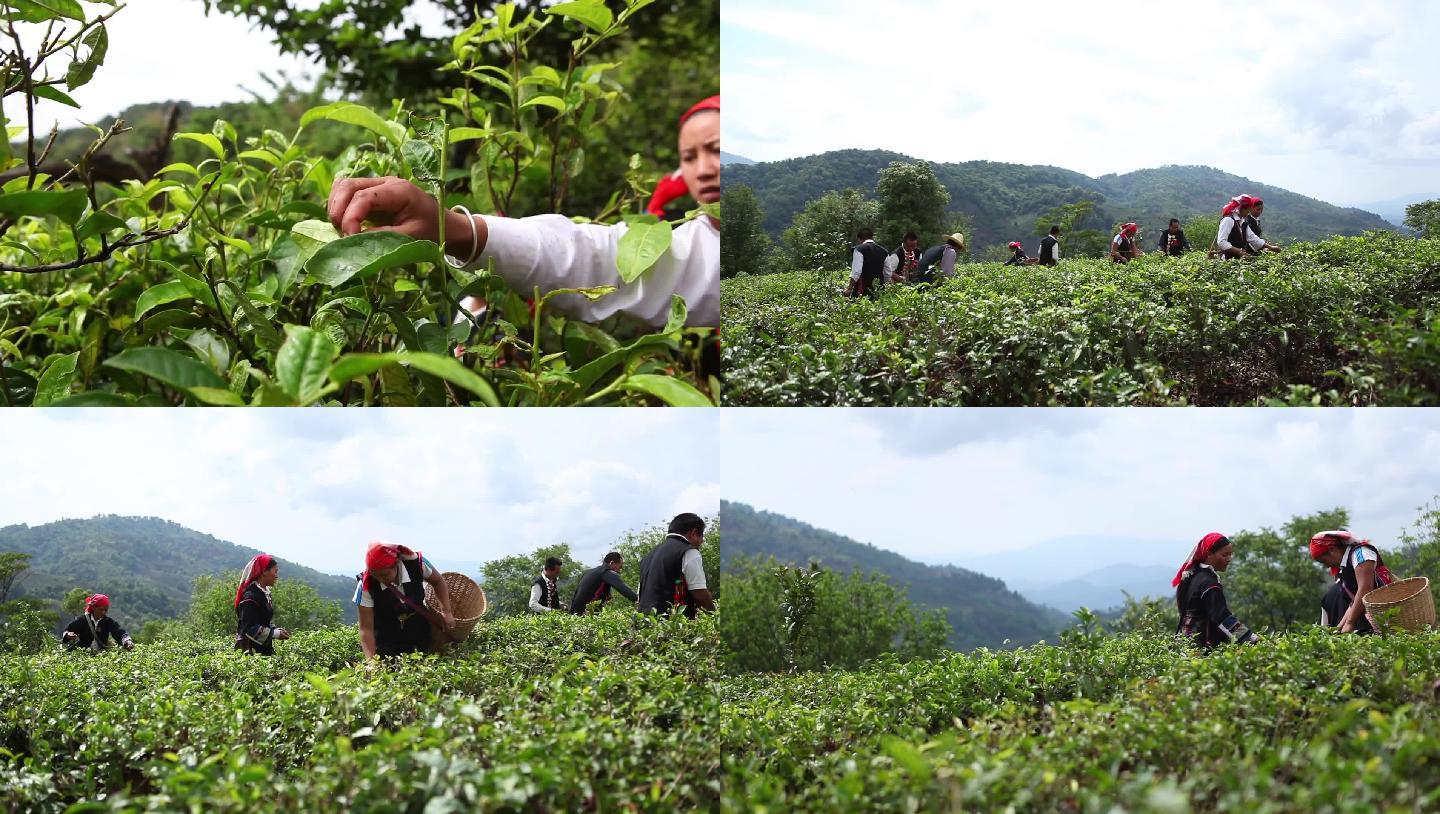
[0,516,359,629]
[721,501,1068,650]
[722,148,1396,251]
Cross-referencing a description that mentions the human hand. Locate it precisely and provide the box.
[1339,620,1356,634]
[328,176,453,242]
[442,612,456,631]
[274,627,291,640]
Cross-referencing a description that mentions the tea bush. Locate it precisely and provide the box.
[0,611,720,812]
[721,232,1440,406]
[720,628,1440,813]
[0,0,717,407]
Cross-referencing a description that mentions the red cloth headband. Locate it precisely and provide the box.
[1172,532,1230,587]
[234,554,275,608]
[85,594,109,612]
[680,95,719,126]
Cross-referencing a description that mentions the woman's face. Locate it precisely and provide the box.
[90,605,108,619]
[1205,543,1235,571]
[373,564,399,584]
[259,564,280,587]
[679,110,720,206]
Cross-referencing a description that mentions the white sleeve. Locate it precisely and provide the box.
[940,246,956,275]
[680,548,708,591]
[1216,218,1235,252]
[353,582,374,608]
[528,584,549,613]
[420,557,436,580]
[884,253,898,273]
[1054,242,1061,260]
[463,214,718,328]
[850,247,863,281]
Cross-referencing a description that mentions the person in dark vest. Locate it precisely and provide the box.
[1173,532,1260,649]
[1109,223,1142,263]
[529,556,565,613]
[235,553,290,655]
[845,227,890,298]
[1244,199,1281,255]
[355,541,456,659]
[1215,196,1258,259]
[1157,219,1191,256]
[1003,241,1037,266]
[569,552,639,614]
[60,594,134,652]
[885,232,922,283]
[638,513,714,618]
[1309,530,1394,634]
[1037,226,1061,266]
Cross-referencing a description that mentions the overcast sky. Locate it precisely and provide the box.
[4,1,454,136]
[0,410,718,576]
[722,0,1440,205]
[721,409,1440,569]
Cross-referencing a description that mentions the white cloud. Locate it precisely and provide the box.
[0,410,718,575]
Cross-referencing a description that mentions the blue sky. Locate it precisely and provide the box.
[722,0,1440,206]
[0,410,719,575]
[720,408,1440,567]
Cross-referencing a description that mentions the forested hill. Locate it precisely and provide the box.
[0,516,357,627]
[723,149,1394,250]
[721,501,1067,650]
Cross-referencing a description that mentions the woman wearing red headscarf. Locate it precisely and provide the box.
[60,594,134,652]
[1309,530,1393,634]
[1109,223,1143,263]
[235,554,289,655]
[1173,533,1260,649]
[328,96,720,330]
[355,542,455,659]
[1215,196,1260,259]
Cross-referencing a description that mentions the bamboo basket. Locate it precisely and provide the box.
[424,572,487,652]
[1362,577,1436,633]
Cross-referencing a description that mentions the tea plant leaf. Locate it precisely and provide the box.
[65,23,107,90]
[134,281,193,321]
[31,85,79,108]
[31,351,79,406]
[545,1,614,33]
[305,232,438,288]
[622,373,713,406]
[521,95,568,113]
[0,188,88,225]
[103,347,225,392]
[300,102,401,147]
[329,352,499,406]
[5,0,84,23]
[615,218,671,283]
[275,325,339,405]
[173,133,225,160]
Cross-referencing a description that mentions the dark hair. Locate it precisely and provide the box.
[903,231,918,241]
[1169,218,1180,226]
[857,227,874,241]
[544,556,563,570]
[1049,225,1060,235]
[668,513,706,536]
[603,552,622,565]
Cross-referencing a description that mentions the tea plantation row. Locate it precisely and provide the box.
[721,232,1440,406]
[720,629,1440,813]
[0,613,720,812]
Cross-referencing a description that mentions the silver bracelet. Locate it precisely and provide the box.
[445,204,480,269]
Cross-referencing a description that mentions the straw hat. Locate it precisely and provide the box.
[944,233,966,250]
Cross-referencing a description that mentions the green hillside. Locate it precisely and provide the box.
[723,148,1394,250]
[721,501,1067,650]
[0,516,357,628]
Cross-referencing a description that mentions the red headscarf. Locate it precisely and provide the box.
[1172,532,1231,587]
[1008,241,1023,250]
[1309,530,1362,577]
[362,541,420,589]
[1122,223,1139,236]
[680,95,719,126]
[234,554,275,608]
[84,594,110,613]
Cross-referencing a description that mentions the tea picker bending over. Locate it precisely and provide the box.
[234,554,290,655]
[637,513,715,617]
[1110,223,1143,263]
[355,542,456,659]
[1004,241,1038,266]
[60,594,134,652]
[1309,530,1394,634]
[1173,533,1260,648]
[569,551,639,614]
[327,97,720,329]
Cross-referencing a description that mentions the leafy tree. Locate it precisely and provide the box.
[184,571,343,639]
[1105,592,1178,638]
[0,599,57,655]
[0,552,32,604]
[61,587,92,617]
[875,161,950,248]
[721,184,772,277]
[480,544,585,617]
[1225,508,1348,631]
[780,188,879,272]
[1033,199,1107,258]
[1404,199,1440,238]
[1390,495,1440,607]
[721,555,951,672]
[944,212,974,261]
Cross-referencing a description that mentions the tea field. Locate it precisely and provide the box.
[719,628,1440,813]
[0,613,720,813]
[721,233,1440,406]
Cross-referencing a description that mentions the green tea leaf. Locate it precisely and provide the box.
[6,0,84,23]
[521,95,568,113]
[615,218,672,283]
[300,102,401,147]
[31,85,79,108]
[0,188,88,225]
[103,347,224,392]
[305,232,437,288]
[622,373,712,406]
[545,1,614,32]
[32,351,79,406]
[174,132,225,160]
[275,325,339,405]
[328,352,499,406]
[65,23,108,90]
[134,281,193,321]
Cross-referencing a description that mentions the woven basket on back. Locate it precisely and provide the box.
[1362,576,1436,633]
[424,571,487,652]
